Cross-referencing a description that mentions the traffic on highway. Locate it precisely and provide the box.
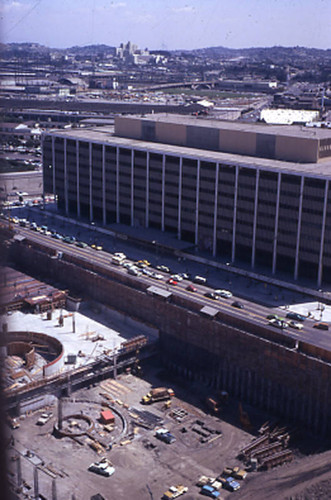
[2,209,330,352]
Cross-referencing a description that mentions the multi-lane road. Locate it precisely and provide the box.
[8,220,331,353]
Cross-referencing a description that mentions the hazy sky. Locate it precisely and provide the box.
[1,0,330,50]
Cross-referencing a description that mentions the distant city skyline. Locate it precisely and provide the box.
[1,0,330,50]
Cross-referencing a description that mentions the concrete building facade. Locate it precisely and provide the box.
[43,115,331,285]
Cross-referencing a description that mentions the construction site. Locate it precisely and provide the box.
[1,224,331,499]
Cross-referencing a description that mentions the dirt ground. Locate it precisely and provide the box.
[6,359,331,500]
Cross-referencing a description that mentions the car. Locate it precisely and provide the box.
[52,233,63,240]
[193,275,206,284]
[162,485,188,499]
[157,265,171,273]
[232,466,247,480]
[266,314,281,320]
[313,322,329,330]
[115,252,126,260]
[36,412,52,426]
[152,272,164,280]
[91,244,103,251]
[178,273,190,280]
[88,457,115,477]
[168,278,178,286]
[143,268,153,277]
[288,320,303,330]
[269,318,288,329]
[224,477,240,492]
[286,312,306,322]
[232,301,244,309]
[186,284,197,292]
[128,266,142,276]
[171,274,183,282]
[214,289,232,299]
[63,236,75,244]
[205,292,218,300]
[155,428,176,444]
[200,485,220,498]
[76,241,88,248]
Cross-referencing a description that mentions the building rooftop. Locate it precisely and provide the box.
[44,126,331,178]
[133,113,331,140]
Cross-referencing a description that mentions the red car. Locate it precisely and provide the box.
[167,278,178,285]
[186,284,197,292]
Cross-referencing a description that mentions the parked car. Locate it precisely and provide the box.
[178,273,190,280]
[91,243,103,251]
[205,292,218,300]
[170,274,183,282]
[88,458,115,477]
[155,428,176,444]
[36,412,52,426]
[157,265,171,273]
[200,485,220,498]
[286,312,306,322]
[76,241,88,248]
[162,485,188,499]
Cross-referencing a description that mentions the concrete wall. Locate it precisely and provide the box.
[114,116,142,139]
[275,135,318,163]
[1,171,43,198]
[11,241,331,437]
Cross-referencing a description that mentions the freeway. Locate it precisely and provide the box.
[9,221,331,354]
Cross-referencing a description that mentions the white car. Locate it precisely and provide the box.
[171,274,183,282]
[114,252,126,260]
[288,320,303,330]
[215,289,233,298]
[152,272,163,280]
[88,458,115,477]
[36,412,52,426]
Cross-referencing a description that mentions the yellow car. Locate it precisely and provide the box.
[91,244,103,251]
[162,485,188,499]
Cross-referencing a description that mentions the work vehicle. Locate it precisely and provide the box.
[313,322,329,330]
[187,284,197,292]
[88,458,115,477]
[205,292,218,300]
[288,320,303,330]
[162,485,188,499]
[214,289,232,299]
[286,312,306,322]
[141,387,175,404]
[36,412,52,426]
[193,275,206,284]
[200,485,220,498]
[155,428,176,444]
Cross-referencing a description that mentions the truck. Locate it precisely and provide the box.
[141,387,174,404]
[200,485,220,498]
[162,485,188,499]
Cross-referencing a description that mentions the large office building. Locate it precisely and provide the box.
[43,114,331,285]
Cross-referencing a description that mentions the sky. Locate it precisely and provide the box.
[1,0,330,50]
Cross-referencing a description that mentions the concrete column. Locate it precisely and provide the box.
[212,163,219,257]
[41,135,45,207]
[64,138,68,215]
[272,172,281,274]
[89,142,93,222]
[317,179,329,287]
[52,136,56,197]
[294,176,304,280]
[161,154,166,231]
[177,156,183,239]
[321,383,329,437]
[76,141,80,217]
[195,159,201,246]
[52,479,57,500]
[33,467,39,499]
[145,151,150,228]
[307,382,313,427]
[131,149,134,227]
[102,144,106,225]
[231,165,239,263]
[113,353,117,379]
[251,169,260,268]
[16,455,22,489]
[116,146,120,224]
